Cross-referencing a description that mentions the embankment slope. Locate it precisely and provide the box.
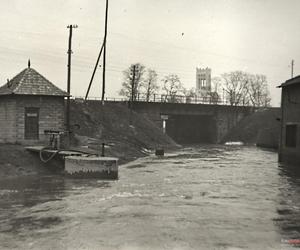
[70,100,178,163]
[0,144,52,178]
[223,108,281,149]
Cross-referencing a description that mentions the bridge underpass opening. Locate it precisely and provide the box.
[165,114,216,144]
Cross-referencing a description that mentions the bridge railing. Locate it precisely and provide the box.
[133,93,227,105]
[71,94,251,106]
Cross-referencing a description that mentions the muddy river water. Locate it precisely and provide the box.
[0,145,299,250]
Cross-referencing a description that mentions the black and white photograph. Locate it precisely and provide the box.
[0,0,299,249]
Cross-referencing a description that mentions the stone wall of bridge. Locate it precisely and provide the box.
[130,102,254,143]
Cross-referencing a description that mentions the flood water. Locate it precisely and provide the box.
[0,145,299,250]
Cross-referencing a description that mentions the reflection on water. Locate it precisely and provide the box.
[0,145,299,250]
[276,164,300,247]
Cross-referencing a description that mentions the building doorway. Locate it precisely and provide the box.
[25,107,39,139]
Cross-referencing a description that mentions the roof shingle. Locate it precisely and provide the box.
[0,67,68,96]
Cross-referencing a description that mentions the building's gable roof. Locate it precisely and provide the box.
[0,67,69,96]
[279,75,300,88]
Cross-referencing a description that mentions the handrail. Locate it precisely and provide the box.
[71,94,259,107]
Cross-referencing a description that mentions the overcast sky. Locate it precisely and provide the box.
[1,0,300,106]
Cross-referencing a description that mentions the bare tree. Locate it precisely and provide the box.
[209,77,222,104]
[211,77,222,95]
[247,74,271,107]
[183,87,197,103]
[219,71,272,106]
[119,63,145,101]
[141,69,159,102]
[221,71,249,106]
[161,74,184,102]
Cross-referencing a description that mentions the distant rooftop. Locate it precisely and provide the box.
[0,61,68,96]
[279,75,300,88]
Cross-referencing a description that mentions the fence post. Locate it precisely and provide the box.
[101,143,105,157]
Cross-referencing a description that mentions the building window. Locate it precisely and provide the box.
[286,124,297,147]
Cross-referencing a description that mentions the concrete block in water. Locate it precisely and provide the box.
[65,156,118,179]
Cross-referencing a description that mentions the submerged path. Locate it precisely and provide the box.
[0,145,299,250]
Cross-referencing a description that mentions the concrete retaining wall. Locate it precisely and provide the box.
[65,156,118,179]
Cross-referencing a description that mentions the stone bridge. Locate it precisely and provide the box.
[130,102,255,144]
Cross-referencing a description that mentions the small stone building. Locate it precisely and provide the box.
[0,62,68,144]
[278,76,300,165]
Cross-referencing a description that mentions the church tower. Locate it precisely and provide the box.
[196,67,211,96]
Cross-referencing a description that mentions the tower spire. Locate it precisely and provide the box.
[28,59,31,68]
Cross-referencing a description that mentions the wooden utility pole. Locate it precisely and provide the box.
[102,0,109,105]
[66,24,77,133]
[129,64,137,125]
[291,59,294,78]
[131,64,137,104]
